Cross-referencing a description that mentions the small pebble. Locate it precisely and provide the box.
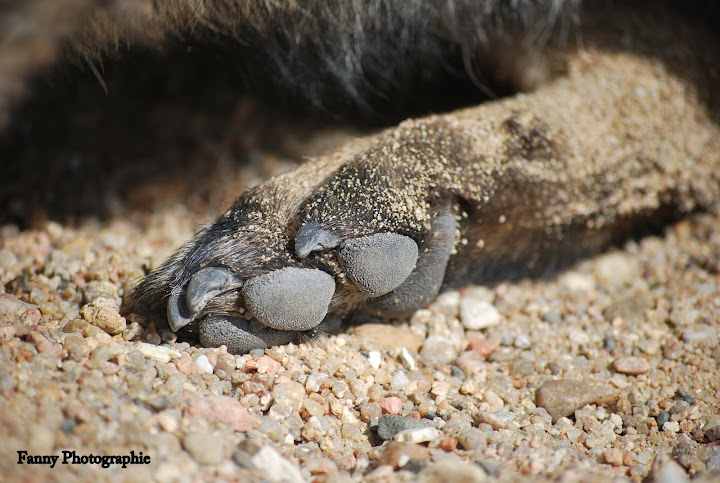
[604,448,624,467]
[440,437,458,451]
[594,253,636,287]
[176,353,198,375]
[377,415,433,441]
[706,449,720,471]
[134,342,181,363]
[613,356,650,375]
[251,446,304,483]
[514,334,531,349]
[656,411,670,428]
[540,312,562,325]
[473,411,505,430]
[183,433,224,465]
[379,397,402,415]
[273,381,305,412]
[603,336,616,352]
[80,298,126,335]
[399,347,416,370]
[82,281,119,305]
[195,354,214,374]
[535,379,617,423]
[420,335,457,364]
[378,441,429,469]
[394,427,440,444]
[458,428,487,450]
[256,355,281,373]
[302,398,325,417]
[682,326,718,344]
[360,403,382,423]
[675,388,694,404]
[367,351,382,369]
[459,299,500,330]
[187,395,255,432]
[703,416,720,442]
[645,452,688,483]
[391,371,410,391]
[468,338,499,357]
[232,449,256,469]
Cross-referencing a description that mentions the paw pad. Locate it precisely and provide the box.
[241,267,335,331]
[338,233,418,296]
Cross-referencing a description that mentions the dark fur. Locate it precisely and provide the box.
[0,0,580,126]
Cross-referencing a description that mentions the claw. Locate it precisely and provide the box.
[167,288,194,332]
[338,233,418,297]
[295,222,341,258]
[242,267,335,331]
[186,267,243,313]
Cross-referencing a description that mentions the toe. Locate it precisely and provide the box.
[365,205,456,316]
[199,316,299,354]
[338,233,418,297]
[186,267,243,313]
[241,267,335,331]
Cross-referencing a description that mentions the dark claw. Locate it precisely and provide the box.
[167,288,194,332]
[295,222,342,258]
[241,267,335,331]
[186,267,243,313]
[338,233,418,297]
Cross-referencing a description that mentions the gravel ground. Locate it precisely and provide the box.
[1,136,720,483]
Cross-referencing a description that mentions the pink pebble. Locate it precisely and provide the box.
[379,396,402,414]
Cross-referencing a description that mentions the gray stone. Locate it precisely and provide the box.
[706,448,720,471]
[703,416,720,442]
[377,415,434,441]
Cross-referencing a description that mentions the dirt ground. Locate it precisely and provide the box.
[1,85,720,482]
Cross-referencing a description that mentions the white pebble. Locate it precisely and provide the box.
[251,446,304,483]
[568,329,590,345]
[662,421,680,433]
[460,299,500,330]
[393,427,440,444]
[682,326,718,344]
[134,342,181,363]
[561,272,595,291]
[514,335,532,349]
[399,348,416,370]
[391,371,410,391]
[367,351,382,370]
[195,354,214,374]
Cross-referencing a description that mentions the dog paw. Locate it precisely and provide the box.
[129,137,459,353]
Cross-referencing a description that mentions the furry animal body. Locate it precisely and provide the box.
[2,1,719,353]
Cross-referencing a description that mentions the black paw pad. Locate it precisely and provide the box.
[199,316,299,354]
[338,233,418,296]
[241,267,335,331]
